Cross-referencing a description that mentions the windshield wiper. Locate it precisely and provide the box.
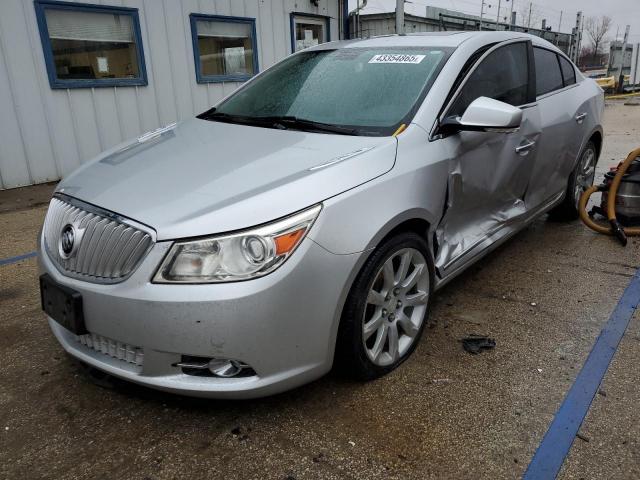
[197,109,262,125]
[198,109,357,135]
[255,116,358,135]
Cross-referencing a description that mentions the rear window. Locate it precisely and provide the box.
[534,47,563,96]
[559,56,576,86]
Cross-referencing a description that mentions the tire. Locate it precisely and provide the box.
[549,141,598,221]
[335,232,434,380]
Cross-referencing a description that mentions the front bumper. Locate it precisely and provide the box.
[39,235,360,399]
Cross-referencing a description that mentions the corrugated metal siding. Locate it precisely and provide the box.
[0,0,340,190]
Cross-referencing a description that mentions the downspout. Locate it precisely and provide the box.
[342,0,350,39]
[349,0,367,38]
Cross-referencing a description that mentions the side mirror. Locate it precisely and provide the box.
[439,96,523,134]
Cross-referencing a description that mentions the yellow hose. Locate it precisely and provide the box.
[579,147,640,243]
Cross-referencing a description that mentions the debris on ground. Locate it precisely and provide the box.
[461,335,496,354]
[312,453,326,463]
[576,433,590,443]
[431,378,452,384]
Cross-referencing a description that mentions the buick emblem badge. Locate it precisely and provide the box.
[59,223,76,259]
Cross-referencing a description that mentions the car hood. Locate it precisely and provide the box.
[56,118,397,240]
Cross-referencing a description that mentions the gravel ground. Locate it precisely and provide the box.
[0,101,639,480]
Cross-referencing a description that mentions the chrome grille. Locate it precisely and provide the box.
[43,195,154,283]
[77,332,144,366]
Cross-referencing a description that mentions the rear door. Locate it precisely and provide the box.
[433,39,542,273]
[526,47,584,208]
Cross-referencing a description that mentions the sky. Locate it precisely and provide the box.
[348,0,640,43]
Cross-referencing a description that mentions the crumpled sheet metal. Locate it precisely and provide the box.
[434,130,535,273]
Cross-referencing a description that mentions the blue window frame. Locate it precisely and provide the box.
[34,0,147,89]
[189,14,259,84]
[290,12,331,53]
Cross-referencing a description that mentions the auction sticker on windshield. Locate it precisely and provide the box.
[368,54,426,64]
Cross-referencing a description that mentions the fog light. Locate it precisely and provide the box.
[175,355,255,378]
[208,358,246,377]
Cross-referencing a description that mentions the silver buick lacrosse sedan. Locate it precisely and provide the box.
[39,31,603,398]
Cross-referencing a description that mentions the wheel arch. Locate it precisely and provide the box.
[570,125,603,173]
[330,216,436,375]
[327,211,436,368]
[361,209,435,254]
[589,129,603,160]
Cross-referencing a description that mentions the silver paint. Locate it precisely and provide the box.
[39,31,604,398]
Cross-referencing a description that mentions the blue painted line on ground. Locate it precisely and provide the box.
[523,267,640,479]
[0,251,37,266]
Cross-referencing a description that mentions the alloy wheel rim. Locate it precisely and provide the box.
[362,247,429,367]
[574,147,596,207]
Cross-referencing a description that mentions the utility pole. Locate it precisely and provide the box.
[395,0,405,34]
[527,2,532,29]
[558,11,562,32]
[555,10,563,45]
[509,0,515,30]
[578,12,584,61]
[496,0,502,29]
[571,11,582,64]
[479,1,485,31]
[617,25,630,93]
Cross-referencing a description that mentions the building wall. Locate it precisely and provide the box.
[0,0,342,190]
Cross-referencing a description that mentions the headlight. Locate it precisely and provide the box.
[153,204,321,283]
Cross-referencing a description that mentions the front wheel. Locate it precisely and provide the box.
[335,232,434,380]
[549,140,598,221]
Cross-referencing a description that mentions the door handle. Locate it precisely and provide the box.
[575,112,588,123]
[515,140,536,154]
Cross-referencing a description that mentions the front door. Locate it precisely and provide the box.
[433,40,542,273]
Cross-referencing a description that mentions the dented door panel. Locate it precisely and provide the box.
[434,105,542,274]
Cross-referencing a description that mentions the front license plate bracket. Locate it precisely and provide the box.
[40,274,87,335]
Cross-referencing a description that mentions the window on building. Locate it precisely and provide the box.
[190,14,258,83]
[533,47,564,96]
[290,13,329,52]
[559,55,577,86]
[449,42,530,117]
[34,0,147,89]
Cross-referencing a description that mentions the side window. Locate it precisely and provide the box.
[559,56,576,86]
[449,42,529,117]
[533,47,564,96]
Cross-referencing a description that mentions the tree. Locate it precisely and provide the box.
[584,15,612,61]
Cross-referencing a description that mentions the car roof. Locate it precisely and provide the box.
[311,31,561,52]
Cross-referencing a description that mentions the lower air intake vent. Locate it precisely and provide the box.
[77,332,144,367]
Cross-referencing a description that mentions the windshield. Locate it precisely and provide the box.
[199,47,452,136]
